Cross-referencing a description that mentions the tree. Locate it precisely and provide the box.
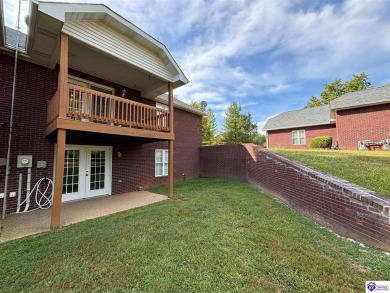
[190,101,218,146]
[252,132,266,147]
[222,101,258,144]
[305,72,371,108]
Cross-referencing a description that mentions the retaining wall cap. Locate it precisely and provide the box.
[259,148,390,213]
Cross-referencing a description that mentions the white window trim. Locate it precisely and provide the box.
[292,130,306,145]
[155,149,169,177]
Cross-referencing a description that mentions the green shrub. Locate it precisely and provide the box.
[310,136,332,149]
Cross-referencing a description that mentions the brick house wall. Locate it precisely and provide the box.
[335,104,390,149]
[0,53,58,213]
[200,144,390,251]
[267,124,336,149]
[0,53,202,213]
[200,144,248,181]
[112,109,201,194]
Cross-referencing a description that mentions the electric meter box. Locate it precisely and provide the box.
[17,155,33,168]
[0,158,6,166]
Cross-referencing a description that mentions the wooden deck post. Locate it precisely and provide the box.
[51,129,66,228]
[168,82,174,198]
[51,33,69,228]
[58,33,68,119]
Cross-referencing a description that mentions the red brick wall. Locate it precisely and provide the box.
[112,108,201,194]
[0,53,58,213]
[200,145,248,181]
[200,144,390,251]
[336,104,390,149]
[0,53,202,213]
[267,124,336,149]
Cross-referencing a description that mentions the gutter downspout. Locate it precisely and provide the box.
[1,0,22,232]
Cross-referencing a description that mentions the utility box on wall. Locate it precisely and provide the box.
[0,158,6,166]
[17,155,33,168]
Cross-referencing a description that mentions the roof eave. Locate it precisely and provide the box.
[331,100,390,111]
[154,97,206,116]
[26,0,39,56]
[264,121,335,132]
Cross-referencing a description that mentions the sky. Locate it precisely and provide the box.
[3,0,390,133]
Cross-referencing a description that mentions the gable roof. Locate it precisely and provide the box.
[330,83,390,110]
[29,1,188,83]
[0,1,188,98]
[263,105,331,131]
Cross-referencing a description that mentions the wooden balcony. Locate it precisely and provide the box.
[45,84,173,140]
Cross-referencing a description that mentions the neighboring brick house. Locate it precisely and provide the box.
[0,2,203,227]
[263,84,390,150]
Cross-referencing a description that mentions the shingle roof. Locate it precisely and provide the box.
[156,94,206,116]
[263,105,331,131]
[4,27,27,52]
[0,0,4,48]
[330,84,390,110]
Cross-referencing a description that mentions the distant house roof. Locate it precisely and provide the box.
[263,83,390,132]
[156,94,206,116]
[330,83,390,110]
[263,105,331,131]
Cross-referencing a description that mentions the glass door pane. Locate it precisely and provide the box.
[63,150,80,194]
[89,150,106,191]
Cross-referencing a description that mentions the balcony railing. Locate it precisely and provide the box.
[47,84,170,132]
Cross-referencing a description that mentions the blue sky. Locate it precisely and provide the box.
[3,0,390,133]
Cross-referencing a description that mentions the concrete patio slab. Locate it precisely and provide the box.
[0,191,167,242]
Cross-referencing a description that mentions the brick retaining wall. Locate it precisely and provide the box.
[200,144,390,251]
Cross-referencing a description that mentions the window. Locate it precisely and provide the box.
[292,130,306,145]
[155,149,169,177]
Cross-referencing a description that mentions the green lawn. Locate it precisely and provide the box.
[272,149,390,197]
[0,179,388,292]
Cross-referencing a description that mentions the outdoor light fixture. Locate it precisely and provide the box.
[121,88,126,97]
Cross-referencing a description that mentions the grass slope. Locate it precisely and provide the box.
[0,179,388,292]
[272,149,390,197]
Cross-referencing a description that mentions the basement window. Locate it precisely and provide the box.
[292,130,306,145]
[155,149,168,177]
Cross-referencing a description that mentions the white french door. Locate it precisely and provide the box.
[62,146,112,202]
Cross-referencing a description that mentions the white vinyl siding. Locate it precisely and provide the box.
[155,149,168,177]
[62,21,173,81]
[292,130,306,145]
